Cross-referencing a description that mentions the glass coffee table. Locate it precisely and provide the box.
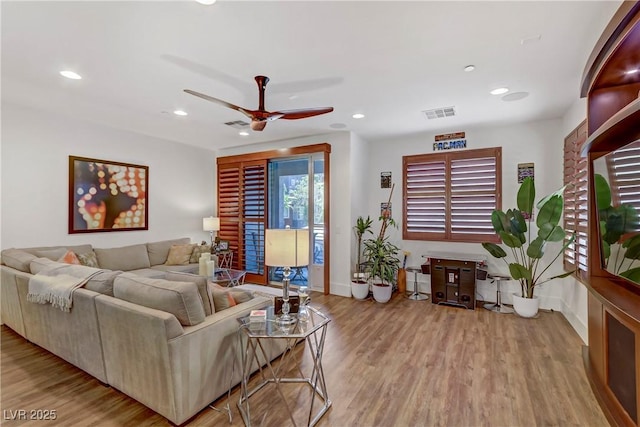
[236,305,331,427]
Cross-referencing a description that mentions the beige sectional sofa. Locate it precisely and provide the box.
[0,238,282,425]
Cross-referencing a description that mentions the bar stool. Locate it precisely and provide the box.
[484,274,514,314]
[406,266,428,301]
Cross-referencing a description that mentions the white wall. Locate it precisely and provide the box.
[215,131,353,297]
[1,103,216,249]
[560,97,590,343]
[349,132,370,282]
[367,119,568,309]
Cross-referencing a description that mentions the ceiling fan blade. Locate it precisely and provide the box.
[276,107,334,120]
[184,89,254,120]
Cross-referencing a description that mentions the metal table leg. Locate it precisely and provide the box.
[407,268,428,301]
[484,276,514,314]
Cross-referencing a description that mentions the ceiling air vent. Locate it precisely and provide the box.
[423,106,456,120]
[224,120,250,129]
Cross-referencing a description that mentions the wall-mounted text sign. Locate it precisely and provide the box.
[433,132,467,151]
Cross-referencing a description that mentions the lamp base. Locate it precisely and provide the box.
[276,314,296,325]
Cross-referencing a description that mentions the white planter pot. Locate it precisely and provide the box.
[372,283,392,303]
[351,281,369,300]
[512,293,539,318]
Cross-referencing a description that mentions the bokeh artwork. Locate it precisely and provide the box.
[69,156,148,233]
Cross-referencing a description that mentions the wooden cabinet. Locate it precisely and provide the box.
[582,3,640,426]
[428,252,485,310]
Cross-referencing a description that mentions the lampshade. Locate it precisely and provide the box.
[203,217,220,232]
[265,229,309,267]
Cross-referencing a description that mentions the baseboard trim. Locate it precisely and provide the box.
[330,281,351,298]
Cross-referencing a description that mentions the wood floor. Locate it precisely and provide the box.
[1,293,609,427]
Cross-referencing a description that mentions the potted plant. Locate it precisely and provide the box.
[481,177,575,317]
[351,215,373,299]
[362,188,401,303]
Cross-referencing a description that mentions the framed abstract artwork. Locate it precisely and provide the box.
[69,156,148,233]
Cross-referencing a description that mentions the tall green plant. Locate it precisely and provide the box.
[594,173,640,283]
[482,177,576,298]
[362,183,400,285]
[353,216,373,276]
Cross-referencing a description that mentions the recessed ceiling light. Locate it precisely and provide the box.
[625,68,639,75]
[352,113,365,119]
[490,87,509,95]
[502,92,530,102]
[195,0,216,4]
[173,110,188,116]
[238,130,250,136]
[464,65,475,72]
[60,70,82,80]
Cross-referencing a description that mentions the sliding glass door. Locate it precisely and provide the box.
[268,154,325,289]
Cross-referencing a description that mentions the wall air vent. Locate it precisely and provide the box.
[224,120,250,129]
[423,106,456,120]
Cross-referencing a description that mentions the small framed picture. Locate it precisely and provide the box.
[217,240,229,251]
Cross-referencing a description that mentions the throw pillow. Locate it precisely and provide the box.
[165,244,196,266]
[77,250,100,268]
[58,250,81,265]
[211,287,237,312]
[189,244,212,264]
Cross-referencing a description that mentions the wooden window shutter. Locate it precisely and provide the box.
[563,120,588,278]
[217,160,267,283]
[403,147,501,243]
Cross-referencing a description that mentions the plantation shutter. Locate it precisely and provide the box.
[403,147,501,243]
[217,160,267,284]
[563,120,588,279]
[404,154,447,240]
[450,153,499,239]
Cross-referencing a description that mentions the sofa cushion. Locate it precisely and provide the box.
[165,271,213,316]
[95,244,151,271]
[85,270,122,296]
[1,249,37,272]
[127,268,168,279]
[34,248,69,261]
[22,244,94,256]
[77,250,100,268]
[29,257,62,274]
[189,244,212,264]
[146,238,191,266]
[113,273,205,326]
[165,244,196,266]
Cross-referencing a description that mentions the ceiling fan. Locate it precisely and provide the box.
[185,76,334,131]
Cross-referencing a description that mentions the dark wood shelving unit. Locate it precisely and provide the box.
[581,2,640,426]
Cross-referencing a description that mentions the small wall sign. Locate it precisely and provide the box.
[433,132,467,151]
[517,162,535,183]
[380,171,392,188]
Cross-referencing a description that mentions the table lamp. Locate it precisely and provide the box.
[203,216,220,251]
[265,228,309,325]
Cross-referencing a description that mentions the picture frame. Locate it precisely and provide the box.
[69,156,148,234]
[217,240,230,251]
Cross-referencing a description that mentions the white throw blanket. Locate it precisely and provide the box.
[27,264,104,312]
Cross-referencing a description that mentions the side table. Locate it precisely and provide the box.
[237,306,331,427]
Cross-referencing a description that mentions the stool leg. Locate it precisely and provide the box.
[408,270,427,301]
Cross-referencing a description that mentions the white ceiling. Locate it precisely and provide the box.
[1,1,622,151]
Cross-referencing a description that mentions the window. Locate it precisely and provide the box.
[403,147,501,243]
[563,121,588,280]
